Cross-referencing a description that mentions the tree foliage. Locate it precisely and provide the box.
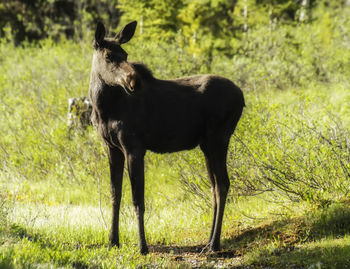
[117,0,184,41]
[117,0,349,57]
[0,0,120,44]
[0,0,349,57]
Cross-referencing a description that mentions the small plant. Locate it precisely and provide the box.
[0,192,10,231]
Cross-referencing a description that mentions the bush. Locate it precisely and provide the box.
[177,88,350,204]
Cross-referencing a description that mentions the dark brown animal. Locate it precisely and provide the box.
[89,21,245,255]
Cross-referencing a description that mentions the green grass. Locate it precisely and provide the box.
[0,20,350,267]
[2,192,350,268]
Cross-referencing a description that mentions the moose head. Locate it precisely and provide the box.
[91,21,140,94]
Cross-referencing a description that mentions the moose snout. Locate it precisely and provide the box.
[126,72,137,91]
[117,62,139,93]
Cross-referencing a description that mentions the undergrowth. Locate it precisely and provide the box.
[0,7,349,267]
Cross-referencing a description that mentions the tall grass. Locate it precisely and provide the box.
[0,10,350,267]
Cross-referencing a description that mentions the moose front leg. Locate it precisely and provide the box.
[108,147,125,247]
[126,149,148,255]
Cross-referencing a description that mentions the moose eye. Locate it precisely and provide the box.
[105,53,113,62]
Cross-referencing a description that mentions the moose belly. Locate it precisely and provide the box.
[140,92,206,153]
[146,135,201,153]
[144,123,204,153]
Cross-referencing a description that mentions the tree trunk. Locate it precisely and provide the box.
[299,0,310,22]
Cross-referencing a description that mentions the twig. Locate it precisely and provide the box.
[98,176,108,230]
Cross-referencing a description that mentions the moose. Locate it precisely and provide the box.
[89,21,245,255]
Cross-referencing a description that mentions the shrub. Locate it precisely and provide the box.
[177,89,350,204]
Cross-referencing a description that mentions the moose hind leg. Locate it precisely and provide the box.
[108,147,125,247]
[201,138,230,252]
[200,144,217,244]
[211,150,230,251]
[126,150,148,255]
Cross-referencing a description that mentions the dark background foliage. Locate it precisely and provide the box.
[0,0,120,45]
[1,0,348,49]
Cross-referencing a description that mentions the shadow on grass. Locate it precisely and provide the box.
[148,203,350,268]
[221,219,301,254]
[149,244,245,268]
[8,224,104,249]
[149,244,241,259]
[150,244,204,254]
[218,202,350,268]
[249,239,350,268]
[222,202,350,249]
[4,224,95,269]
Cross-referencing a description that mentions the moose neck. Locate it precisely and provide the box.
[89,71,126,107]
[130,63,154,81]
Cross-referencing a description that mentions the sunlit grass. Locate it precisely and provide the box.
[0,21,349,267]
[4,192,350,268]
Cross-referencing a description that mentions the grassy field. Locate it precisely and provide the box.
[0,29,350,268]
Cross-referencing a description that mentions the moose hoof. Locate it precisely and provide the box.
[109,237,120,248]
[209,242,220,252]
[210,246,220,252]
[140,245,149,255]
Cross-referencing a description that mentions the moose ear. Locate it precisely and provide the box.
[115,21,137,44]
[95,22,105,46]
